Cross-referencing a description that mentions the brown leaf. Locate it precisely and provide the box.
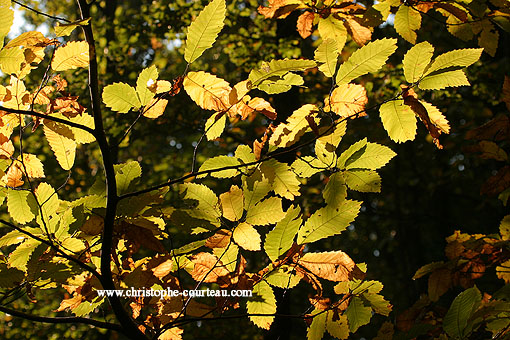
[297,11,315,39]
[122,223,166,253]
[465,115,510,141]
[297,251,363,282]
[481,165,510,196]
[402,87,443,149]
[345,18,372,46]
[503,76,510,111]
[152,259,174,278]
[190,252,231,286]
[434,3,468,22]
[428,268,451,301]
[205,229,232,249]
[258,0,301,19]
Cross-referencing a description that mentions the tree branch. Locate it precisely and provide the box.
[12,0,71,23]
[0,106,95,134]
[76,1,147,339]
[0,305,125,333]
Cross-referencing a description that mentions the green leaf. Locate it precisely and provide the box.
[403,41,434,83]
[212,243,238,272]
[337,138,368,169]
[323,172,347,207]
[35,182,59,232]
[344,142,396,170]
[0,0,14,48]
[43,124,76,171]
[307,309,327,340]
[247,280,277,330]
[297,200,361,244]
[257,72,304,94]
[379,100,417,142]
[315,39,338,78]
[425,48,483,75]
[344,170,381,192]
[54,18,91,37]
[394,5,421,44]
[265,265,301,288]
[243,169,272,210]
[264,206,301,261]
[318,17,347,52]
[136,65,158,106]
[205,112,227,140]
[292,156,325,178]
[0,47,23,75]
[345,297,372,332]
[180,183,221,221]
[500,215,510,241]
[418,69,470,90]
[249,59,316,87]
[7,189,38,224]
[443,286,482,338]
[262,159,301,200]
[184,0,226,64]
[0,230,28,247]
[102,82,141,113]
[8,239,41,271]
[336,38,397,85]
[0,263,24,288]
[198,155,242,178]
[245,197,286,226]
[363,293,392,316]
[114,161,142,195]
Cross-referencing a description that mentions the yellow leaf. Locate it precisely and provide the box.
[326,313,350,339]
[219,185,244,221]
[247,280,276,329]
[269,104,318,148]
[0,47,24,75]
[394,5,421,44]
[325,83,367,119]
[16,154,45,178]
[420,100,450,134]
[143,98,168,119]
[233,222,261,251]
[183,71,231,111]
[44,124,76,170]
[318,17,347,52]
[51,41,90,71]
[496,259,510,283]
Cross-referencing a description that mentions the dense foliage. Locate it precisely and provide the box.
[0,0,509,339]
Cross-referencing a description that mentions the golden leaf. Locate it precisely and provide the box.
[183,71,231,111]
[233,222,261,251]
[345,18,372,46]
[143,98,168,119]
[297,251,361,282]
[190,252,230,286]
[325,83,368,118]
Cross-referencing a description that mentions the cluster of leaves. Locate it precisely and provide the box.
[0,0,504,339]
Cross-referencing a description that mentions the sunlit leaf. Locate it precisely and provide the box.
[247,280,276,329]
[379,100,417,142]
[264,206,301,261]
[394,5,421,44]
[403,41,434,83]
[51,41,90,71]
[233,222,261,251]
[102,82,140,113]
[336,38,397,85]
[184,0,226,64]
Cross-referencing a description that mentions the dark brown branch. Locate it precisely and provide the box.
[76,1,147,339]
[0,106,95,134]
[0,305,125,333]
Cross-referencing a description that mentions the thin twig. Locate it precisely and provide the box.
[12,0,71,23]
